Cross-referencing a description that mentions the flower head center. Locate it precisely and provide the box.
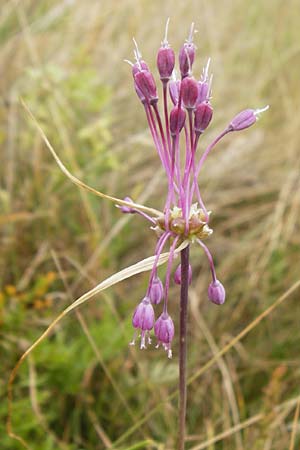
[155,203,213,240]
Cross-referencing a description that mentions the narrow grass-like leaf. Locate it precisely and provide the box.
[21,99,162,218]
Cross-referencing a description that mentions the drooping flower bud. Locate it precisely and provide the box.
[134,70,158,105]
[132,297,155,349]
[208,280,226,305]
[174,264,192,285]
[119,196,135,214]
[229,105,269,132]
[170,106,186,137]
[149,276,164,304]
[194,102,213,134]
[169,79,181,105]
[132,296,155,330]
[181,76,199,110]
[154,312,175,358]
[179,23,196,78]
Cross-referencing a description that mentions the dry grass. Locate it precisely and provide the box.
[1,0,300,449]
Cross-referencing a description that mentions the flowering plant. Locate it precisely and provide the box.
[122,21,268,357]
[8,20,268,450]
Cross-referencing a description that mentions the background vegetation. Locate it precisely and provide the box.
[1,0,300,448]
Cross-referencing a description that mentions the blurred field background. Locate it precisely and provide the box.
[1,0,300,449]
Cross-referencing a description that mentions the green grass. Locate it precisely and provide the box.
[1,0,300,449]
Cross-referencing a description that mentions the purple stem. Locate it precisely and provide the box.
[164,137,177,228]
[197,239,217,282]
[146,232,171,294]
[163,81,172,156]
[145,104,169,173]
[163,236,179,314]
[153,103,170,172]
[135,209,157,225]
[189,133,209,221]
[195,128,230,177]
[178,245,190,450]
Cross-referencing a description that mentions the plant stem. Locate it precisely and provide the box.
[178,245,190,450]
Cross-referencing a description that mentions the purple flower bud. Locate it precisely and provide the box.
[134,83,146,104]
[132,60,149,77]
[181,76,199,110]
[197,58,212,104]
[197,81,210,104]
[179,23,196,78]
[179,43,195,78]
[194,102,213,134]
[169,79,181,105]
[174,264,192,285]
[119,196,135,214]
[154,312,175,358]
[132,297,155,330]
[157,47,175,81]
[229,105,269,132]
[134,70,158,105]
[170,106,186,137]
[149,276,164,304]
[208,280,226,305]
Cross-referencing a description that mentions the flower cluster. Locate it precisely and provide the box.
[121,21,268,358]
